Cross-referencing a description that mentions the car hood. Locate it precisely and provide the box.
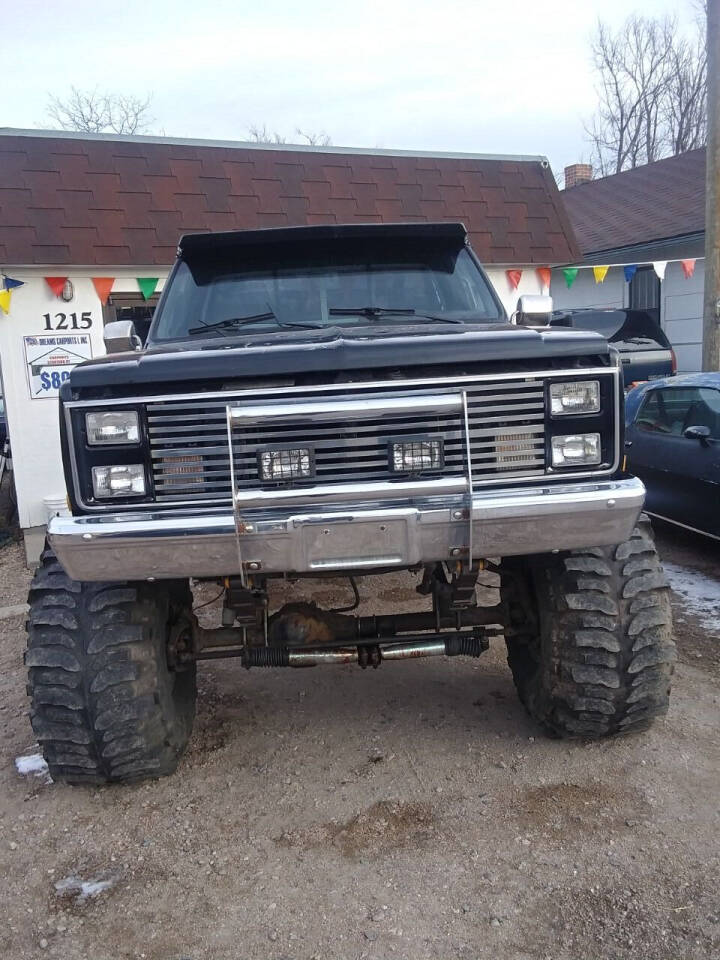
[550,310,670,350]
[70,323,611,391]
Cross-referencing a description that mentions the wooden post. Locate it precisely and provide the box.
[703,0,720,370]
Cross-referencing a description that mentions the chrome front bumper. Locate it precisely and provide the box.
[48,477,645,582]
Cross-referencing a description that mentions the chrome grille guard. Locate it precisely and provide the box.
[228,391,475,580]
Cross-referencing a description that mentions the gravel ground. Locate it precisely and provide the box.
[0,522,718,960]
[0,541,32,607]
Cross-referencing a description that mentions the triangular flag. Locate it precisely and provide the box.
[506,269,522,290]
[92,277,115,305]
[2,275,24,291]
[653,261,667,280]
[680,259,696,279]
[623,265,637,283]
[563,268,579,289]
[593,266,609,284]
[536,267,552,290]
[45,277,67,297]
[0,289,11,314]
[137,277,160,300]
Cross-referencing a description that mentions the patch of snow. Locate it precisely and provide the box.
[80,879,115,898]
[54,875,116,902]
[0,602,29,620]
[662,561,720,632]
[15,753,51,782]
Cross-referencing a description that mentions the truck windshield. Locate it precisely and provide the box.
[150,241,504,341]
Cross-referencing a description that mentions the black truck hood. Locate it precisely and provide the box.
[70,324,610,392]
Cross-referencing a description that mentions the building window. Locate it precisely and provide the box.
[629,266,660,323]
[102,293,159,345]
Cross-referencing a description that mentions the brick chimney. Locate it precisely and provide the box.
[564,163,593,188]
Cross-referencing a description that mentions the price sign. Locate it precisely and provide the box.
[24,334,93,400]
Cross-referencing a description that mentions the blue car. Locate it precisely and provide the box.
[625,373,720,539]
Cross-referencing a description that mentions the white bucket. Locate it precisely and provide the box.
[44,494,70,523]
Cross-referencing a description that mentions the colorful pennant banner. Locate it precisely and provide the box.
[92,277,115,305]
[2,275,24,291]
[0,289,11,314]
[536,267,552,290]
[593,266,609,284]
[563,267,579,289]
[506,269,522,290]
[137,277,160,300]
[45,277,67,297]
[623,265,637,283]
[551,257,704,288]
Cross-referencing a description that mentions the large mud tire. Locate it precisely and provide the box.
[501,517,676,738]
[25,547,196,784]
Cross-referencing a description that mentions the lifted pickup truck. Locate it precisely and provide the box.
[28,223,675,784]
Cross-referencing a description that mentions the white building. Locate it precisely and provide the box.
[551,152,706,373]
[0,129,581,563]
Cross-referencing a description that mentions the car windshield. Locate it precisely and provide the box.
[636,386,720,437]
[150,240,503,341]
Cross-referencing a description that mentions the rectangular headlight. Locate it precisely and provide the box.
[551,433,601,467]
[550,380,600,416]
[92,464,146,498]
[86,410,140,445]
[258,447,314,482]
[389,438,444,473]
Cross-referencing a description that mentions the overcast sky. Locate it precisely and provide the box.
[3,0,699,174]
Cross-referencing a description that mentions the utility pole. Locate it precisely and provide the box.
[703,0,720,370]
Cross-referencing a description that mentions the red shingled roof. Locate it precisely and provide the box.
[0,130,579,268]
[561,148,705,256]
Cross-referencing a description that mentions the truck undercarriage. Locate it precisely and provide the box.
[169,561,504,669]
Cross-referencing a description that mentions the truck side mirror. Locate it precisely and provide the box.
[683,425,712,446]
[515,294,553,327]
[103,320,142,354]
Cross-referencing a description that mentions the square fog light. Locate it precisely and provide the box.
[550,380,600,416]
[92,464,146,498]
[551,433,601,467]
[86,410,140,445]
[389,437,444,473]
[258,447,314,482]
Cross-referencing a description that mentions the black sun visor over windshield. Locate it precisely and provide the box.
[178,221,468,258]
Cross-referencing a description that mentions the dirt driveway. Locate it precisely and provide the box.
[1,524,718,960]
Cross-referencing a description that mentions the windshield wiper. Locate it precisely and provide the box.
[328,306,464,324]
[188,305,469,336]
[187,310,323,336]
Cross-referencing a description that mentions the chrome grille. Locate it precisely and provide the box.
[146,376,547,503]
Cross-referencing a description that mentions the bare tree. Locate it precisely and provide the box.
[46,87,153,135]
[248,125,332,147]
[664,33,707,153]
[248,124,287,144]
[585,13,706,176]
[295,128,332,147]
